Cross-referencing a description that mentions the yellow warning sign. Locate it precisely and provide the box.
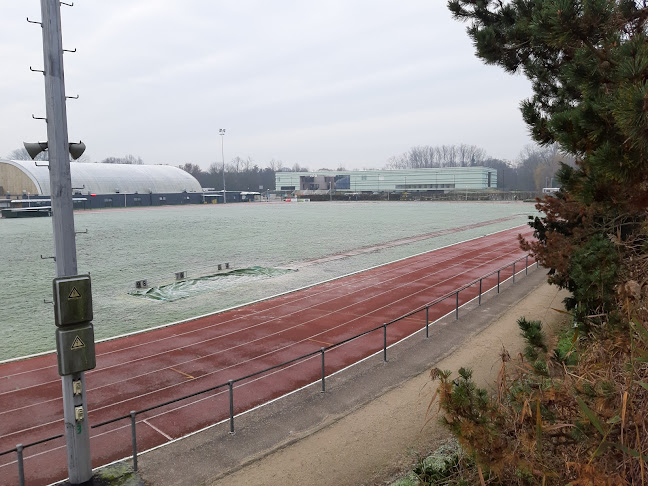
[68,287,81,300]
[71,336,85,350]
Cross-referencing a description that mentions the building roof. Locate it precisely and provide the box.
[1,160,202,196]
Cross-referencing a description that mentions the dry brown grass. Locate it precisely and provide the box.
[431,285,648,485]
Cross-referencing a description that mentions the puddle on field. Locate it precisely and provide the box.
[128,266,297,302]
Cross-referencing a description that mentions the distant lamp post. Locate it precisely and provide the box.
[219,128,226,204]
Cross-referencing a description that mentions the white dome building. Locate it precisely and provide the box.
[0,160,204,209]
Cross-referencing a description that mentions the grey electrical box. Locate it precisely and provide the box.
[56,323,96,376]
[53,275,93,327]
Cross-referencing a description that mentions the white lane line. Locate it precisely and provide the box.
[0,253,538,472]
[0,223,529,373]
[0,232,524,402]
[1,249,526,447]
[0,241,526,434]
[143,419,172,441]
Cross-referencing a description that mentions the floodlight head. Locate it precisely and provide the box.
[23,141,48,160]
[68,141,86,160]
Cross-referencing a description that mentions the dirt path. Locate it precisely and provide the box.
[209,280,567,486]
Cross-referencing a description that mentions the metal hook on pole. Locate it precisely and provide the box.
[32,114,47,121]
[66,94,79,100]
[40,254,56,262]
[27,17,42,25]
[60,1,74,6]
[30,66,45,74]
[63,48,76,53]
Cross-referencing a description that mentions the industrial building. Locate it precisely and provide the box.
[275,167,498,195]
[0,159,204,209]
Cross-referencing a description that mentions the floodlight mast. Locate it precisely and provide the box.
[220,128,226,203]
[39,0,93,483]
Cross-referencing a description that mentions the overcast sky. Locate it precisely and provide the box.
[0,1,535,171]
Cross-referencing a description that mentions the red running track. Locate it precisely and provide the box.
[0,226,533,485]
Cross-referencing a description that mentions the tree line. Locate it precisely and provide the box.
[179,158,276,193]
[5,144,572,193]
[385,143,575,192]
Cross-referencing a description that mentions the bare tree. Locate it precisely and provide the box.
[178,163,204,178]
[241,156,253,173]
[208,161,221,175]
[291,163,309,172]
[230,156,244,173]
[6,147,93,163]
[456,144,486,166]
[385,144,488,169]
[101,154,143,164]
[72,153,92,163]
[267,158,284,171]
[6,147,48,161]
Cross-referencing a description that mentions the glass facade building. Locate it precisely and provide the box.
[275,167,497,194]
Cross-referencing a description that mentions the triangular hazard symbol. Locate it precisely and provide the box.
[68,287,81,299]
[71,336,85,350]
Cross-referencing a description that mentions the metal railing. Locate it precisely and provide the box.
[1,255,539,485]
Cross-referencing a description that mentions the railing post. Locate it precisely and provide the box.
[525,255,528,275]
[228,380,235,434]
[130,411,138,472]
[383,325,387,362]
[513,262,516,283]
[455,291,459,320]
[320,348,326,393]
[16,444,24,486]
[497,270,500,293]
[425,306,429,338]
[478,278,482,306]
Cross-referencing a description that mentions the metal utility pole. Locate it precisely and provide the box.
[40,0,94,483]
[220,128,226,203]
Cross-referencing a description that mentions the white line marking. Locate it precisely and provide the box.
[2,259,539,485]
[0,236,523,419]
[0,229,523,399]
[0,233,530,439]
[0,229,532,446]
[0,223,527,366]
[143,419,172,441]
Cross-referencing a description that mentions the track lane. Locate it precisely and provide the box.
[0,232,520,401]
[1,230,527,438]
[1,237,525,445]
[0,230,515,391]
[0,226,533,485]
[0,240,522,422]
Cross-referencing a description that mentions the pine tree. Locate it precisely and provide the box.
[449,0,648,208]
[449,0,648,316]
